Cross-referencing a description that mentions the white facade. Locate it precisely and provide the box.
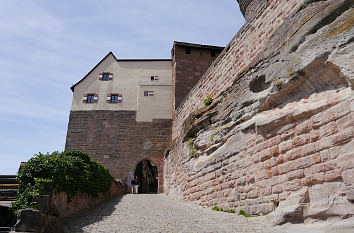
[71,52,173,122]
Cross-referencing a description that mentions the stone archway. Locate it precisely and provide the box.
[134,160,158,194]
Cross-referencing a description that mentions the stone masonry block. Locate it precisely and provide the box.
[336,111,354,130]
[271,145,279,157]
[302,143,316,157]
[327,100,350,122]
[259,148,272,161]
[275,154,285,165]
[320,121,338,138]
[342,169,354,187]
[319,149,330,162]
[293,134,310,148]
[279,140,292,154]
[301,173,325,186]
[325,170,342,182]
[283,179,301,192]
[295,119,312,136]
[284,147,301,161]
[312,111,329,129]
[331,127,353,146]
[268,135,281,147]
[309,129,321,143]
[287,169,304,181]
[315,136,332,152]
[329,139,354,160]
[337,153,354,171]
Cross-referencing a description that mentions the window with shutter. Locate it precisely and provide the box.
[144,91,154,96]
[111,95,118,103]
[100,73,113,81]
[87,94,95,103]
[107,93,122,103]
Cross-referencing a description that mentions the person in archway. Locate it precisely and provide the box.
[131,176,139,194]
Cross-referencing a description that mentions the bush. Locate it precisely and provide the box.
[11,151,113,215]
[187,138,197,158]
[203,95,213,106]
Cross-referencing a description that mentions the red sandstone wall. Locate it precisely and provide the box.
[172,0,306,139]
[52,180,125,218]
[165,0,354,218]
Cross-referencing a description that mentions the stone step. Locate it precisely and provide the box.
[0,190,17,201]
[0,177,18,185]
[0,184,18,190]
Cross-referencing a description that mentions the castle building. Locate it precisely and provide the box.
[65,42,224,193]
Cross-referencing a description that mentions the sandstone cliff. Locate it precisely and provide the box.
[164,0,354,222]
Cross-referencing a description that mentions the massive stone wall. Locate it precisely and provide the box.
[172,42,224,109]
[172,0,307,140]
[65,110,171,193]
[165,0,354,220]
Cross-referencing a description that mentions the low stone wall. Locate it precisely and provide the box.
[164,0,354,220]
[52,180,126,218]
[15,180,126,232]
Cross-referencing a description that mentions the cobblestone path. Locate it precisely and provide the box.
[65,194,283,233]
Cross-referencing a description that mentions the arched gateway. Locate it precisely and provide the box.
[135,160,158,194]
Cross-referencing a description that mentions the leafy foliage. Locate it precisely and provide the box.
[211,205,235,213]
[11,151,113,215]
[238,209,256,217]
[202,95,213,106]
[187,138,197,158]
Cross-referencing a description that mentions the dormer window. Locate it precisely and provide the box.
[99,73,113,81]
[151,76,159,81]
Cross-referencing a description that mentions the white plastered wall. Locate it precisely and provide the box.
[71,53,172,122]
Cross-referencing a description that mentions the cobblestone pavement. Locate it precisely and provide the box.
[65,194,285,233]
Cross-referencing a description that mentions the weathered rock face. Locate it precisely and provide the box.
[164,0,354,222]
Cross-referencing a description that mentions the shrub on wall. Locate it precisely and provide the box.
[11,151,113,215]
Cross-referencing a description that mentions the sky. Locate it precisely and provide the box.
[0,0,244,174]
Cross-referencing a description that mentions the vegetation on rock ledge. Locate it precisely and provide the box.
[11,151,112,215]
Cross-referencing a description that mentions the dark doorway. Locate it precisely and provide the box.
[135,160,158,194]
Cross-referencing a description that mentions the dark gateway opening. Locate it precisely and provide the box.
[135,160,158,194]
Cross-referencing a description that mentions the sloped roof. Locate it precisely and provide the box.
[70,51,171,92]
[174,41,224,50]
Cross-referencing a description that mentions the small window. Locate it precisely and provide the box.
[83,94,98,103]
[107,93,122,103]
[144,91,154,96]
[102,73,110,80]
[151,75,159,81]
[111,95,118,103]
[211,50,216,57]
[87,94,95,103]
[99,73,113,81]
[185,47,191,54]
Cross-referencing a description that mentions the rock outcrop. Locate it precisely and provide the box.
[164,0,354,223]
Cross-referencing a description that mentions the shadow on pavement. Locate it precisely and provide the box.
[64,195,125,232]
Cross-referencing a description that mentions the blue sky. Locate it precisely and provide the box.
[0,0,244,174]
